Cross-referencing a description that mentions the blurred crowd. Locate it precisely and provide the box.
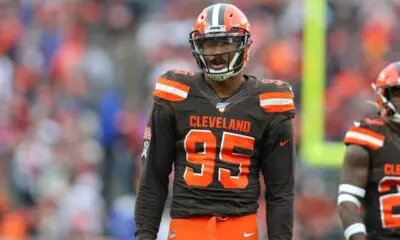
[0,0,398,239]
[0,0,144,239]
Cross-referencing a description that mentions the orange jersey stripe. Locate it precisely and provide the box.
[261,103,295,112]
[153,77,190,102]
[156,77,190,93]
[347,126,385,141]
[259,91,294,100]
[259,91,295,112]
[344,137,382,150]
[153,89,185,102]
[344,127,385,150]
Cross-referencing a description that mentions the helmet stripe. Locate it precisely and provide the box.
[218,4,226,26]
[211,4,221,26]
[207,5,214,26]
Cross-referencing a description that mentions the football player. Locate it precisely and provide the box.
[134,3,296,240]
[338,62,400,240]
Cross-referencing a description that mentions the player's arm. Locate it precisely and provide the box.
[134,100,176,240]
[260,116,295,240]
[338,144,369,240]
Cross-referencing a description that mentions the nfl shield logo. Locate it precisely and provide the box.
[216,102,229,112]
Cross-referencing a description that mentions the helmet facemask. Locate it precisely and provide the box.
[189,27,252,82]
[372,83,400,122]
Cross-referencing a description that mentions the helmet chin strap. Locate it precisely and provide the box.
[206,69,238,81]
[205,51,245,82]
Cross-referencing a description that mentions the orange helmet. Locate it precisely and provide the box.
[372,62,400,119]
[189,3,252,81]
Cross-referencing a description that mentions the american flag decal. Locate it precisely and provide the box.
[143,126,151,140]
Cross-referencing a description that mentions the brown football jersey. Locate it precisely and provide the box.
[135,69,296,239]
[344,118,400,239]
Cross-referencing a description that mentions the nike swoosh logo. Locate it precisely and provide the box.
[244,232,255,238]
[280,138,291,147]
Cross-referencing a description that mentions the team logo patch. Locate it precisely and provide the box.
[216,102,229,112]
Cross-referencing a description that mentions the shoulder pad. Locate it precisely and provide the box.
[344,118,385,150]
[260,79,293,92]
[257,79,295,113]
[153,69,194,102]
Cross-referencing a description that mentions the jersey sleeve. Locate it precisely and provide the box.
[343,119,385,150]
[152,70,192,102]
[259,115,295,240]
[134,100,176,239]
[258,79,296,118]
